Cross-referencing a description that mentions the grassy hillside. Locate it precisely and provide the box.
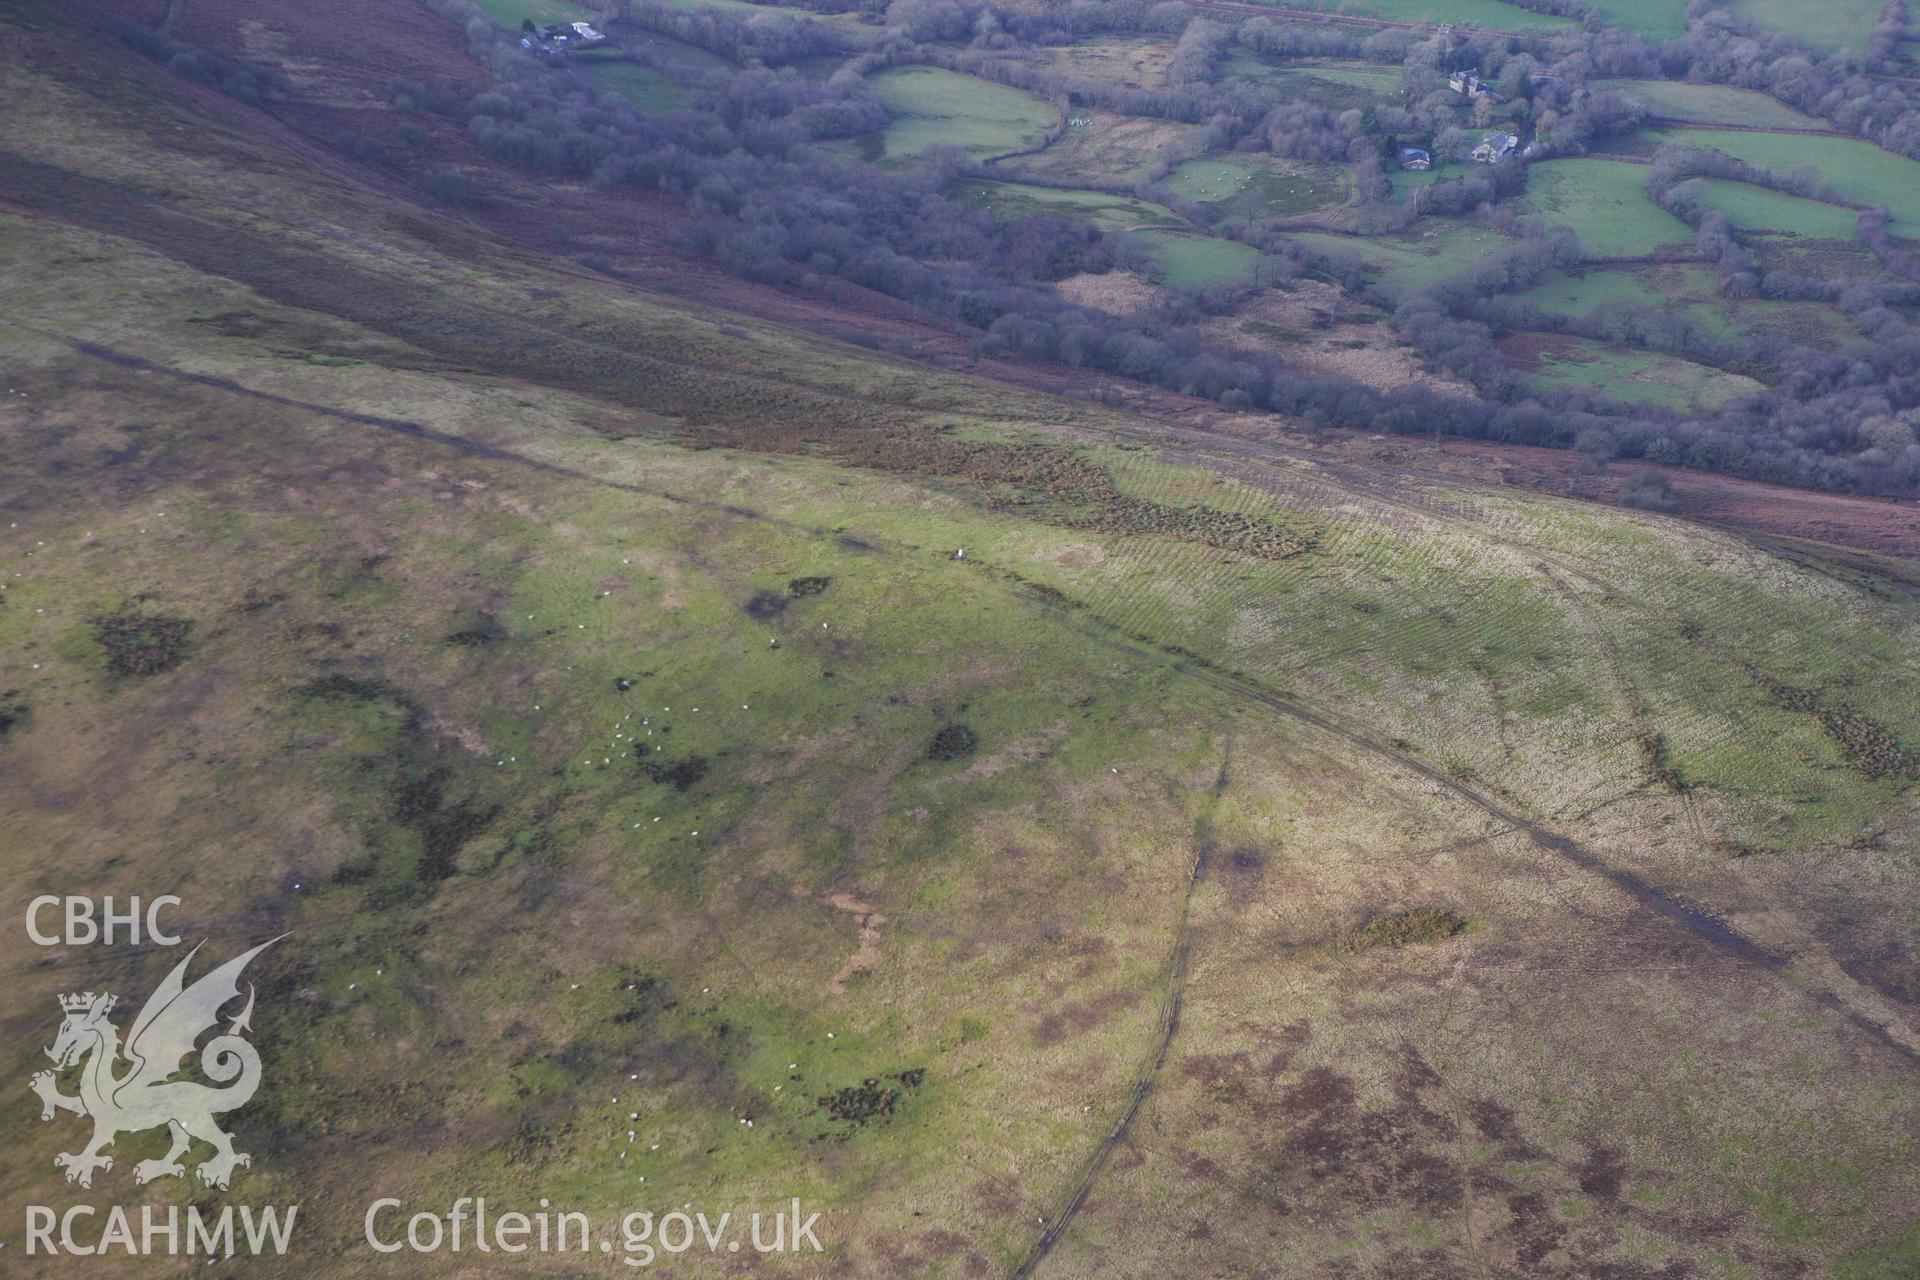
[2,8,1918,1279]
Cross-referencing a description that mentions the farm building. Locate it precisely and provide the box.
[1399,147,1432,171]
[1472,131,1519,163]
[1449,69,1506,104]
[523,21,607,50]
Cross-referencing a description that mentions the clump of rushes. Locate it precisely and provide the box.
[639,755,709,791]
[927,724,977,762]
[91,609,194,678]
[1346,909,1468,952]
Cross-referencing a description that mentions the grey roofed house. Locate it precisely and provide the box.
[1448,69,1508,103]
[1471,131,1519,163]
[1399,147,1432,170]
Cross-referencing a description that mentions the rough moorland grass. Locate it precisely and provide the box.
[0,260,1216,1261]
[6,203,1917,1273]
[1650,127,1920,222]
[868,66,1055,162]
[1035,35,1176,90]
[953,179,1183,231]
[7,29,1920,1274]
[1521,335,1764,410]
[1514,265,1859,350]
[1165,156,1350,220]
[1222,55,1404,110]
[1007,113,1201,183]
[1594,79,1821,128]
[1521,158,1692,258]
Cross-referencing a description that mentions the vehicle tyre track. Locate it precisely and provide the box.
[1009,748,1230,1280]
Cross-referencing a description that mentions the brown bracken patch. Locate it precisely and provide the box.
[1743,666,1918,781]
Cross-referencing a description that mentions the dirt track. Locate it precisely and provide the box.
[1009,751,1229,1280]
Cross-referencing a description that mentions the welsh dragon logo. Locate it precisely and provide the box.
[29,937,282,1190]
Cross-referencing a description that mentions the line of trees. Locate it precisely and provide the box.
[1858,207,1920,279]
[105,17,288,104]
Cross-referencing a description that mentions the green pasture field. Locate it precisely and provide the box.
[1581,0,1690,40]
[466,0,583,25]
[1650,127,1920,223]
[1285,224,1514,293]
[578,59,682,111]
[1731,0,1888,53]
[868,67,1056,162]
[954,183,1252,285]
[469,0,589,25]
[1690,178,1865,242]
[1278,0,1577,30]
[652,0,779,12]
[1521,158,1692,258]
[1594,79,1821,128]
[1139,230,1262,286]
[1390,161,1472,201]
[649,0,885,38]
[1293,62,1405,90]
[1516,264,1720,316]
